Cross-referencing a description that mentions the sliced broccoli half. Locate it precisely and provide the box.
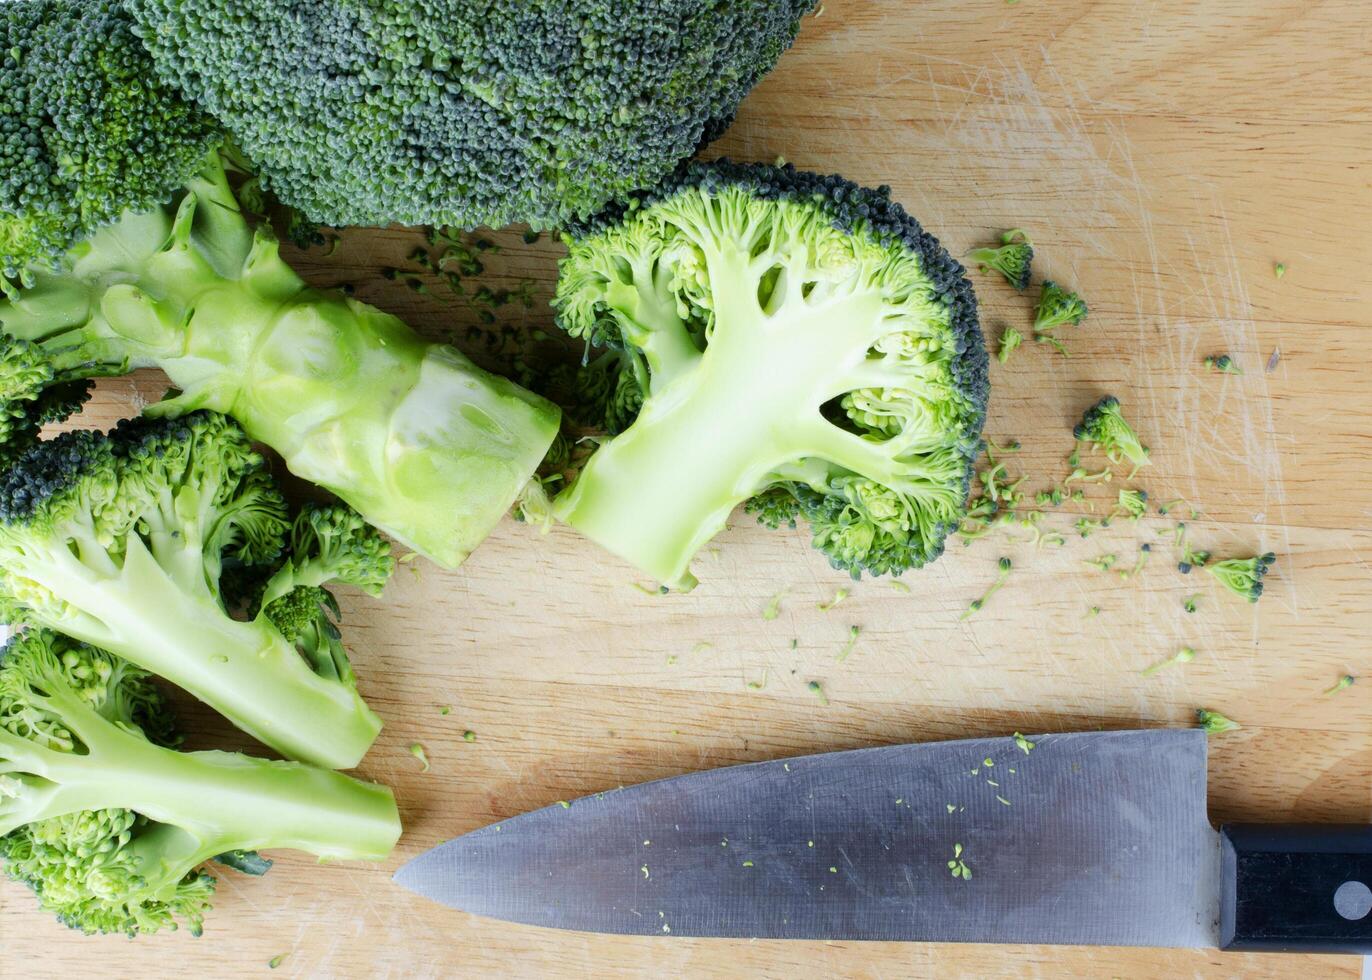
[0,0,561,567]
[125,0,816,230]
[1074,396,1151,469]
[0,412,388,768]
[551,161,988,587]
[0,629,400,937]
[967,230,1033,290]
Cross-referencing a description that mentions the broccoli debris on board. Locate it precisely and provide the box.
[0,413,389,769]
[0,0,562,569]
[0,630,400,937]
[551,161,989,588]
[1074,396,1151,469]
[1032,281,1088,334]
[1196,708,1241,734]
[967,229,1033,290]
[998,327,1024,363]
[1205,553,1276,602]
[124,0,816,230]
[1204,355,1243,375]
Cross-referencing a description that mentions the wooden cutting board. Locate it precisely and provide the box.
[5,0,1370,976]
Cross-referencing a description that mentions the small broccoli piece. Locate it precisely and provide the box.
[1204,552,1276,602]
[126,0,816,230]
[1178,543,1211,574]
[1183,594,1199,613]
[998,327,1024,363]
[1074,396,1151,469]
[1034,333,1071,357]
[961,557,1011,620]
[967,230,1033,290]
[1141,646,1196,677]
[0,413,386,768]
[1075,517,1111,537]
[1204,355,1242,375]
[1033,281,1088,333]
[1085,554,1117,572]
[1113,488,1148,521]
[1324,675,1355,696]
[552,162,988,586]
[1196,708,1240,735]
[0,630,399,936]
[1274,263,1286,279]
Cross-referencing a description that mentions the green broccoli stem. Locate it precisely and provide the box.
[2,152,559,567]
[554,257,893,586]
[7,689,398,862]
[20,535,380,770]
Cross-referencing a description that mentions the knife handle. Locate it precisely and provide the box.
[1220,824,1372,953]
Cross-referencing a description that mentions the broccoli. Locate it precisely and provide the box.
[0,412,389,769]
[967,230,1033,290]
[125,0,816,231]
[1196,708,1240,735]
[1113,488,1148,521]
[961,557,1012,620]
[0,629,400,936]
[1074,396,1151,469]
[1033,281,1088,333]
[1204,355,1242,375]
[0,0,561,568]
[550,161,988,587]
[998,327,1023,364]
[1205,552,1276,602]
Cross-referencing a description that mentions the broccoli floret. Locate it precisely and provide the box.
[967,230,1033,290]
[1204,552,1276,602]
[0,0,561,566]
[1196,708,1240,734]
[997,327,1023,364]
[550,161,988,587]
[1113,488,1148,520]
[0,629,400,936]
[0,412,388,768]
[0,0,219,279]
[125,0,816,231]
[1074,396,1151,468]
[1033,281,1088,333]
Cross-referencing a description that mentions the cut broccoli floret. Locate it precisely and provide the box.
[1205,552,1276,602]
[125,0,816,230]
[0,0,561,566]
[967,230,1033,290]
[551,161,988,586]
[0,629,399,936]
[1074,396,1150,469]
[1033,281,1088,333]
[997,327,1023,364]
[0,413,387,768]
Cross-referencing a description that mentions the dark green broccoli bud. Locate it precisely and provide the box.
[0,0,219,279]
[1178,543,1211,574]
[0,629,399,936]
[1033,281,1088,333]
[998,327,1023,364]
[125,0,816,231]
[961,557,1011,620]
[553,161,988,586]
[1073,396,1151,469]
[1203,354,1242,375]
[967,230,1033,290]
[0,413,383,768]
[1204,552,1276,602]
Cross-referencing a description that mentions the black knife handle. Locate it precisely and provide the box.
[1221,824,1372,953]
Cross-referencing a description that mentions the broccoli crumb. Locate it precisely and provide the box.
[408,743,430,772]
[817,588,850,611]
[1196,709,1240,734]
[1013,732,1036,754]
[998,326,1023,363]
[1274,262,1286,279]
[1183,595,1199,613]
[947,843,972,881]
[762,590,787,621]
[268,954,286,970]
[961,557,1012,620]
[1324,674,1355,696]
[1142,647,1196,677]
[463,730,477,742]
[837,625,860,661]
[807,680,829,705]
[1204,355,1242,375]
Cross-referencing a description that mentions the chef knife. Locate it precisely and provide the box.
[395,729,1372,953]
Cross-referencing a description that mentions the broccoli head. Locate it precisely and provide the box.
[551,161,988,587]
[1074,396,1151,469]
[0,412,388,768]
[125,0,816,230]
[0,629,400,936]
[0,0,218,279]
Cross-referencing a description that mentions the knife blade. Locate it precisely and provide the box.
[397,729,1228,946]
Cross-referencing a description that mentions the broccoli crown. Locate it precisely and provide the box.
[0,412,385,769]
[0,0,218,279]
[0,629,400,936]
[125,0,815,230]
[1073,395,1150,468]
[552,160,987,585]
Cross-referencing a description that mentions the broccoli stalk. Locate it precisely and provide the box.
[0,630,400,936]
[551,163,987,587]
[0,413,389,769]
[0,152,558,567]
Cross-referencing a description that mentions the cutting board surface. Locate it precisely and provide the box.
[4,1,1371,977]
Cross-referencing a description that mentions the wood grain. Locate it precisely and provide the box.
[3,0,1370,976]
